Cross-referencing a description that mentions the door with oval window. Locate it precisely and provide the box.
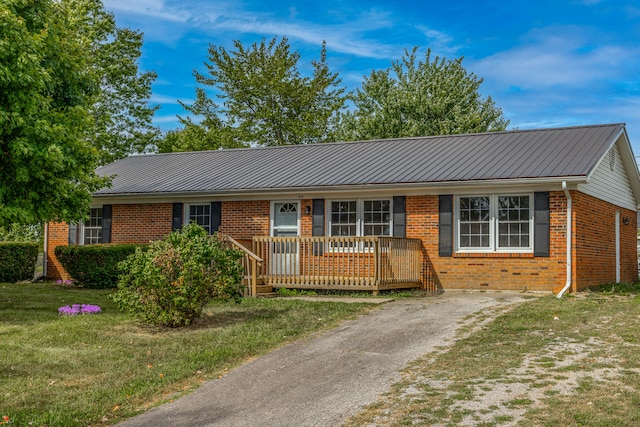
[271,202,300,275]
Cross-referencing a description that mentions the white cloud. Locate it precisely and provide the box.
[153,115,182,124]
[203,8,399,59]
[102,0,191,22]
[471,27,636,90]
[102,1,415,59]
[415,25,461,55]
[150,94,191,105]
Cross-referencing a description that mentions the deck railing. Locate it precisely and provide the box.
[222,235,263,297]
[252,236,421,292]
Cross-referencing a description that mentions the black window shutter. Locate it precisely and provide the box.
[68,224,78,245]
[101,205,112,243]
[534,192,550,257]
[312,199,325,255]
[172,203,183,231]
[439,195,453,257]
[393,196,406,237]
[312,199,325,236]
[210,202,222,234]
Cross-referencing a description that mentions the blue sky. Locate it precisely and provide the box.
[102,0,640,155]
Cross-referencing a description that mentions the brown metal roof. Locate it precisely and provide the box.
[94,123,626,196]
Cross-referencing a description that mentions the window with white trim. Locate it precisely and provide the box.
[185,204,211,233]
[83,207,103,245]
[456,194,533,252]
[497,195,531,248]
[329,199,391,236]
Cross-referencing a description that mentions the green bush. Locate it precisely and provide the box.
[0,242,39,283]
[55,244,147,289]
[110,224,244,327]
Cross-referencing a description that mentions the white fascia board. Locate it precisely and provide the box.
[91,176,585,205]
[586,127,625,182]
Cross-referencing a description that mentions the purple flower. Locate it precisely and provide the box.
[58,304,102,316]
[56,279,63,284]
[80,305,101,314]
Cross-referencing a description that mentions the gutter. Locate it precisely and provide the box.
[92,176,589,202]
[557,181,572,298]
[42,223,48,281]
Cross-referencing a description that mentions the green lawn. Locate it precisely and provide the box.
[0,282,375,426]
[346,284,640,427]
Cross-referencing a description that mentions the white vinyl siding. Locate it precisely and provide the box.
[578,142,637,211]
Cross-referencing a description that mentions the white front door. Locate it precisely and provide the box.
[271,202,300,275]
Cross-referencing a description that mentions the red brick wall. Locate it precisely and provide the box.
[217,199,315,248]
[46,222,72,280]
[405,192,568,292]
[47,195,637,291]
[300,199,313,236]
[47,203,175,279]
[111,203,173,243]
[218,200,270,249]
[573,192,637,290]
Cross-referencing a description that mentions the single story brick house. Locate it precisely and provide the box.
[46,123,640,294]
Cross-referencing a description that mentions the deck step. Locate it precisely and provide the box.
[256,284,273,293]
[256,292,279,298]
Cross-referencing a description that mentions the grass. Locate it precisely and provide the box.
[0,282,375,426]
[346,284,640,427]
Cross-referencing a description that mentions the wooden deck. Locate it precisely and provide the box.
[248,236,422,294]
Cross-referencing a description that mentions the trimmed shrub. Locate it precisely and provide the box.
[110,224,244,327]
[55,244,147,289]
[0,242,39,283]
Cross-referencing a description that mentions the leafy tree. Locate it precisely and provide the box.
[0,0,109,226]
[63,0,159,164]
[334,47,509,141]
[1,0,157,226]
[173,36,346,149]
[0,223,43,245]
[156,89,243,153]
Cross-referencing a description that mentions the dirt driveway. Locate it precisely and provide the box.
[118,291,534,427]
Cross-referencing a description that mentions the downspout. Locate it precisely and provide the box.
[557,182,572,298]
[42,223,48,280]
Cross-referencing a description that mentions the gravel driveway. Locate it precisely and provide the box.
[118,291,534,427]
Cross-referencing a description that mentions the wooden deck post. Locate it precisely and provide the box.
[251,258,257,297]
[373,238,380,294]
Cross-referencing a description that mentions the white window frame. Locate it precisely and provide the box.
[327,198,393,237]
[79,207,103,245]
[184,203,211,233]
[455,194,534,253]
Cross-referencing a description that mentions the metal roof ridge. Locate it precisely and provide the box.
[97,123,627,165]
